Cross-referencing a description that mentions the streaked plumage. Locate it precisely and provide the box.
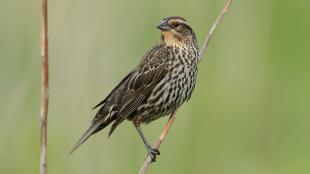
[71,16,199,162]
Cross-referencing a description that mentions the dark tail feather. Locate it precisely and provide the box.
[108,119,124,137]
[70,120,109,154]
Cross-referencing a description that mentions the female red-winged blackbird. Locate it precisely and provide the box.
[71,16,199,162]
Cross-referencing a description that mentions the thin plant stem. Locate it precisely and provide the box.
[40,0,49,173]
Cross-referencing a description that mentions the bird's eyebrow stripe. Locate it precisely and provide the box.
[169,19,189,26]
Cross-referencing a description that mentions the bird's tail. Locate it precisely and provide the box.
[69,119,110,154]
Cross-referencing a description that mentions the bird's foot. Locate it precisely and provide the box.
[147,147,160,162]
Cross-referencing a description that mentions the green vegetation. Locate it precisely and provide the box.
[1,0,310,173]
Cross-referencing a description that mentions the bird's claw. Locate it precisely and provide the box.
[147,147,160,162]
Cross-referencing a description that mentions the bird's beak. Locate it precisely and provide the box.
[156,21,171,31]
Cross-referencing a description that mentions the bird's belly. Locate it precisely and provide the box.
[139,65,198,123]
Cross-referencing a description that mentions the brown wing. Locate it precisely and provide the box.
[92,71,134,109]
[108,45,169,136]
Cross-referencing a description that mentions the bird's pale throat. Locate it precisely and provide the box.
[161,31,185,46]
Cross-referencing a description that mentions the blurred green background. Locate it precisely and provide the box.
[1,0,310,173]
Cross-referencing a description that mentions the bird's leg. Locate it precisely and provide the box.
[134,118,160,162]
[135,126,160,162]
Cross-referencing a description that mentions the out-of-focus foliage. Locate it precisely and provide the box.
[1,0,310,173]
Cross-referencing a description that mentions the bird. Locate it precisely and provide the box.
[70,16,199,162]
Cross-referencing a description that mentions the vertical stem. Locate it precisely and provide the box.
[40,0,48,173]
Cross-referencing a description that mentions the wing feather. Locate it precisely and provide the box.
[92,71,134,109]
[108,45,169,135]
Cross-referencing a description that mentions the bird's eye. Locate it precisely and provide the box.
[172,23,179,28]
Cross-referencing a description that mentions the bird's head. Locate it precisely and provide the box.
[157,16,196,46]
